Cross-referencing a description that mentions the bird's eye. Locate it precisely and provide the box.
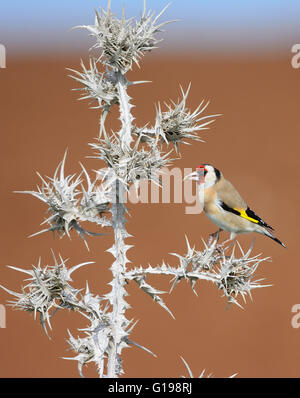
[196,165,208,177]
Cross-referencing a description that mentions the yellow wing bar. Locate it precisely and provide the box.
[234,208,259,224]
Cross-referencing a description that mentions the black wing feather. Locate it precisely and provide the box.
[244,207,274,230]
[220,202,274,230]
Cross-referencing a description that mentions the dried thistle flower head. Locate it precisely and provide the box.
[133,85,220,152]
[68,58,119,111]
[156,85,220,151]
[0,253,94,337]
[170,235,221,274]
[90,134,172,189]
[215,242,271,308]
[76,1,175,73]
[16,152,111,249]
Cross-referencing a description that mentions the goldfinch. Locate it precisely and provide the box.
[189,164,286,247]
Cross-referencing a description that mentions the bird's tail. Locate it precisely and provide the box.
[263,229,286,248]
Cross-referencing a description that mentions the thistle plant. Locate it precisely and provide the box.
[1,1,272,378]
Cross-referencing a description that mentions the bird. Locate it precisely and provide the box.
[187,164,286,247]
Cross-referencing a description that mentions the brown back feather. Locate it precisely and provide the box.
[215,177,247,210]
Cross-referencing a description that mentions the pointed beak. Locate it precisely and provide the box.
[184,171,199,181]
[184,169,205,184]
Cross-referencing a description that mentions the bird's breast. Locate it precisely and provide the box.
[203,186,217,212]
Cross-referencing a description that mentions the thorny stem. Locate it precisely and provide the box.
[107,181,130,377]
[106,71,134,377]
[116,72,134,150]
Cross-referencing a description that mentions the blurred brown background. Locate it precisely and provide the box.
[0,51,299,378]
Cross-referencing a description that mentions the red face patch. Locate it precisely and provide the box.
[196,165,207,184]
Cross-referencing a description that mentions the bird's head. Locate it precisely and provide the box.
[185,164,221,188]
[197,164,221,187]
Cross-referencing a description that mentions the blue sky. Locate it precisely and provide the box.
[1,0,300,55]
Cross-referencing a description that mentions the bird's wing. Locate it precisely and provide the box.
[215,178,247,209]
[215,178,274,230]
